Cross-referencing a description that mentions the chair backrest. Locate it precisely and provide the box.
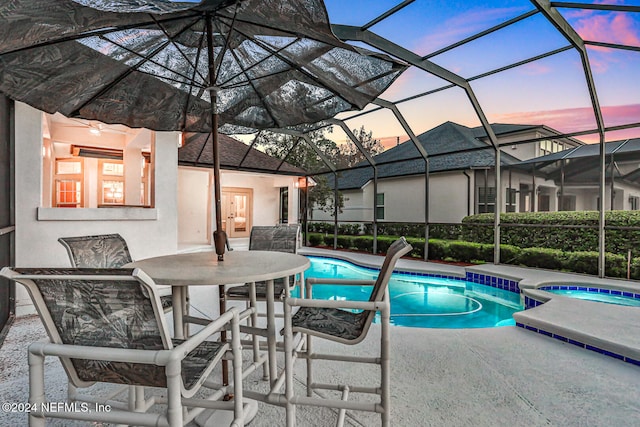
[249,225,300,254]
[58,233,133,268]
[0,267,171,388]
[362,237,412,327]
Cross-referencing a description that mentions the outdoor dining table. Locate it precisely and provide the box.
[125,250,310,389]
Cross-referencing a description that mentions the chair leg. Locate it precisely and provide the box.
[306,334,313,398]
[381,302,391,427]
[248,282,267,380]
[28,347,46,427]
[283,299,296,427]
[266,279,278,388]
[165,360,184,426]
[230,311,246,427]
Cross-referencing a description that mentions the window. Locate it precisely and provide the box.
[630,196,639,211]
[539,140,564,156]
[279,187,289,224]
[559,195,576,211]
[99,160,124,205]
[477,187,495,213]
[54,159,83,207]
[46,148,153,209]
[506,188,516,212]
[376,193,384,220]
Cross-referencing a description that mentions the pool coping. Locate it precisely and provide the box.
[300,246,640,366]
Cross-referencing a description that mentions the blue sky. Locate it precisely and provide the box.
[323,0,640,145]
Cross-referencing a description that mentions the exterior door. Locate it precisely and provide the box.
[221,188,252,238]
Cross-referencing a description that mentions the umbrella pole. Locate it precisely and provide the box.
[206,15,230,390]
[211,91,227,262]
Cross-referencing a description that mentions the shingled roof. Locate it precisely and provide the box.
[332,121,525,190]
[178,133,306,176]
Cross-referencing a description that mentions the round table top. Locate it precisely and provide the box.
[125,250,310,286]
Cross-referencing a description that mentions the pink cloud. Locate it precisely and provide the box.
[561,6,640,73]
[413,7,529,55]
[520,62,553,76]
[493,104,640,143]
[575,13,640,47]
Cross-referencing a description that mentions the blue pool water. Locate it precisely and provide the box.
[302,256,524,329]
[543,287,640,307]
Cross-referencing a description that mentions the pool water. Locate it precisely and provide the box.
[301,256,523,329]
[545,289,640,307]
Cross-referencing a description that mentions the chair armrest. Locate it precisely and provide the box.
[173,307,240,356]
[286,297,387,311]
[29,341,165,365]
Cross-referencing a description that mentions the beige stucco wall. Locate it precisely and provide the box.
[14,103,179,315]
[372,173,472,223]
[177,167,300,245]
[311,171,474,224]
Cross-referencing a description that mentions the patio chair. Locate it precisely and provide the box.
[58,233,173,311]
[281,237,412,427]
[224,224,301,379]
[0,267,249,427]
[225,224,301,300]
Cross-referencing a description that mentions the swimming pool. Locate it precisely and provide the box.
[302,256,524,329]
[540,285,640,307]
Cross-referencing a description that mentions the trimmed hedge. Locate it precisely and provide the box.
[462,211,640,254]
[310,222,463,240]
[305,232,638,279]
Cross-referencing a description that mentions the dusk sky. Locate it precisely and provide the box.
[322,0,640,146]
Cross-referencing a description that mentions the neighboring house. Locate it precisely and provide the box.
[12,102,304,315]
[512,138,640,212]
[312,121,592,224]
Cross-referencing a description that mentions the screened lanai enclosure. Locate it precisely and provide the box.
[1,0,639,302]
[212,0,639,279]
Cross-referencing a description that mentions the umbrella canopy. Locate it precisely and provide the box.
[0,0,406,259]
[0,0,405,133]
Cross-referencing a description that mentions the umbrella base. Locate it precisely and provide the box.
[195,398,258,426]
[214,229,228,261]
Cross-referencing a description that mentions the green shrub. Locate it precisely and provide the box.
[307,233,324,247]
[461,211,640,255]
[306,229,635,280]
[353,236,373,252]
[363,223,425,238]
[446,241,484,263]
[566,251,599,275]
[604,253,628,279]
[405,237,425,259]
[307,222,334,234]
[499,244,521,264]
[336,235,352,249]
[426,239,446,261]
[338,223,362,235]
[515,247,566,270]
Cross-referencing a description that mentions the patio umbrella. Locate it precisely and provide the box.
[0,0,406,259]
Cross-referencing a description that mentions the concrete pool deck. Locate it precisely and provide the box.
[303,247,640,367]
[1,248,639,425]
[2,314,639,426]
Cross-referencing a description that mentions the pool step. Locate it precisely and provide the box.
[514,293,640,366]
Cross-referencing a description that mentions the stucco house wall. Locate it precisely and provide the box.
[14,103,179,316]
[12,103,302,315]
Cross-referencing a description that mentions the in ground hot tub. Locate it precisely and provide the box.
[538,285,640,307]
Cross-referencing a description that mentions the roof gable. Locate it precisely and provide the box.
[179,133,306,176]
[337,121,522,189]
